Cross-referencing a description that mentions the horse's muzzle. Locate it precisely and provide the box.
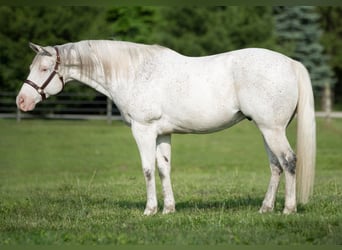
[16,93,36,112]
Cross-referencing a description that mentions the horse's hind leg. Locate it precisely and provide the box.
[259,127,297,214]
[259,138,283,213]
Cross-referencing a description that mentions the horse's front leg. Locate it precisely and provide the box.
[131,122,158,215]
[156,135,175,214]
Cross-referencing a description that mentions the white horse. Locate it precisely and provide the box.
[16,40,316,215]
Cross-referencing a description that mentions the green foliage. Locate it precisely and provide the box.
[273,6,335,88]
[0,118,341,244]
[318,7,342,71]
[318,7,342,108]
[0,6,109,92]
[156,7,276,56]
[106,7,161,44]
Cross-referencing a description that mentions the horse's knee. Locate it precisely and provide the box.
[143,168,154,181]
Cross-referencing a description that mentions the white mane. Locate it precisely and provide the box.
[58,40,165,82]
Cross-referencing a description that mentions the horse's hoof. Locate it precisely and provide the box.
[259,205,273,213]
[162,205,176,214]
[283,206,297,214]
[143,207,157,216]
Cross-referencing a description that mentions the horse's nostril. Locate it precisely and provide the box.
[16,94,27,111]
[19,96,25,104]
[16,94,24,106]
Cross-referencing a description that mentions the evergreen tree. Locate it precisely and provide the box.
[274,6,335,89]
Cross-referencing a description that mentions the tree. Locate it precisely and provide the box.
[273,6,335,92]
[155,7,276,56]
[0,6,109,92]
[105,7,161,44]
[318,7,342,109]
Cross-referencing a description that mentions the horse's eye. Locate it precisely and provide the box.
[42,68,48,72]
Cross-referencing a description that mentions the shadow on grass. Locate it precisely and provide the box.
[176,197,264,211]
[37,194,265,214]
[113,196,265,213]
[113,196,308,213]
[32,188,305,215]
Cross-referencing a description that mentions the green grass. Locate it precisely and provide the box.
[0,118,341,245]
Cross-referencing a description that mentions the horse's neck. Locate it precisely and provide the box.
[60,41,117,99]
[60,40,163,100]
[64,64,113,99]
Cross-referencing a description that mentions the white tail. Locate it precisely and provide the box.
[295,61,316,204]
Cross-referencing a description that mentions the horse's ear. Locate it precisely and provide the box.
[29,42,52,56]
[40,47,52,57]
[29,42,41,53]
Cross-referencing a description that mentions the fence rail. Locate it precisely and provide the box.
[0,91,120,123]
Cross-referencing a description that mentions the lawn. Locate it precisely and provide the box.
[0,118,341,245]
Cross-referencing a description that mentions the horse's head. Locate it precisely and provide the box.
[16,42,65,112]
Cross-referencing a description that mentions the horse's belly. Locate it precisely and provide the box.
[158,63,241,134]
[160,104,245,134]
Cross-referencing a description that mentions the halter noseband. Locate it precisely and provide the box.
[24,47,64,100]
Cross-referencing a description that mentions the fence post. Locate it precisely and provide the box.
[106,97,112,125]
[16,108,21,122]
[323,82,331,124]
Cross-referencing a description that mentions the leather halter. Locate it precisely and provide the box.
[24,47,64,100]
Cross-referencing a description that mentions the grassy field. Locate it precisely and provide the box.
[0,118,341,245]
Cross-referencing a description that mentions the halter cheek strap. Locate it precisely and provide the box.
[24,47,64,100]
